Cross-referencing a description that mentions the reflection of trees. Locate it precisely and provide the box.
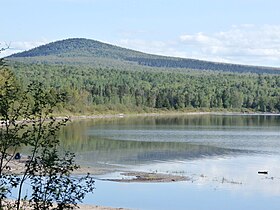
[59,115,280,148]
[149,115,279,127]
[68,138,246,164]
[55,115,280,164]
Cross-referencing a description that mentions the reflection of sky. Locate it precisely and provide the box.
[87,178,280,210]
[67,115,280,209]
[89,155,280,210]
[125,155,280,196]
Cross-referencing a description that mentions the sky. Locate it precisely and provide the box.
[1,0,280,67]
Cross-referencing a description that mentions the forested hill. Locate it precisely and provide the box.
[3,38,280,113]
[7,38,280,74]
[9,38,147,59]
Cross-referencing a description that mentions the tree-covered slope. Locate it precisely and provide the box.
[9,38,147,59]
[7,38,280,74]
[8,62,280,113]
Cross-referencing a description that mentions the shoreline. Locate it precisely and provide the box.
[64,111,280,122]
[3,200,128,210]
[77,205,129,210]
[5,159,191,183]
[1,110,279,127]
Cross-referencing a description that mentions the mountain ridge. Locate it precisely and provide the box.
[8,38,149,59]
[7,38,280,74]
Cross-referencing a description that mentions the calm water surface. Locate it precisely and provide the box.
[60,114,280,210]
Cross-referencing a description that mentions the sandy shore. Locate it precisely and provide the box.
[2,201,129,210]
[1,111,279,128]
[64,111,280,121]
[3,159,189,210]
[78,205,129,210]
[103,172,189,183]
[5,158,189,183]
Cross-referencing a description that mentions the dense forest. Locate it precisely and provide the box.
[7,62,280,114]
[2,38,280,114]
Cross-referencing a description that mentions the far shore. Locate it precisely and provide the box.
[1,110,279,127]
[62,110,280,122]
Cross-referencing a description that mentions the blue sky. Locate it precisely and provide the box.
[1,0,280,67]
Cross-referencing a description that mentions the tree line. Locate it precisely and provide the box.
[8,62,280,113]
[126,57,280,74]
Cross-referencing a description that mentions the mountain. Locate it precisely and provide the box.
[9,38,147,59]
[7,38,280,74]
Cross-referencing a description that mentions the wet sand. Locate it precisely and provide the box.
[5,158,189,183]
[103,172,189,183]
[3,158,189,210]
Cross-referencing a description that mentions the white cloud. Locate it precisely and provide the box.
[117,39,170,54]
[118,25,280,67]
[0,40,48,58]
[178,25,280,66]
[180,32,215,44]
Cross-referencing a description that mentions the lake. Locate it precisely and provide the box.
[60,114,280,210]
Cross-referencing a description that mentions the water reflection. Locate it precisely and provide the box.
[87,178,280,210]
[62,137,249,165]
[59,114,280,166]
[58,114,280,209]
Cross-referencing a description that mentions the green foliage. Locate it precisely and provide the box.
[0,64,94,209]
[4,38,280,113]
[8,62,280,113]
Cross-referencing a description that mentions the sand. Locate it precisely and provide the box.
[78,205,129,210]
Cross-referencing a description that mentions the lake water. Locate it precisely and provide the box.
[60,114,280,210]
